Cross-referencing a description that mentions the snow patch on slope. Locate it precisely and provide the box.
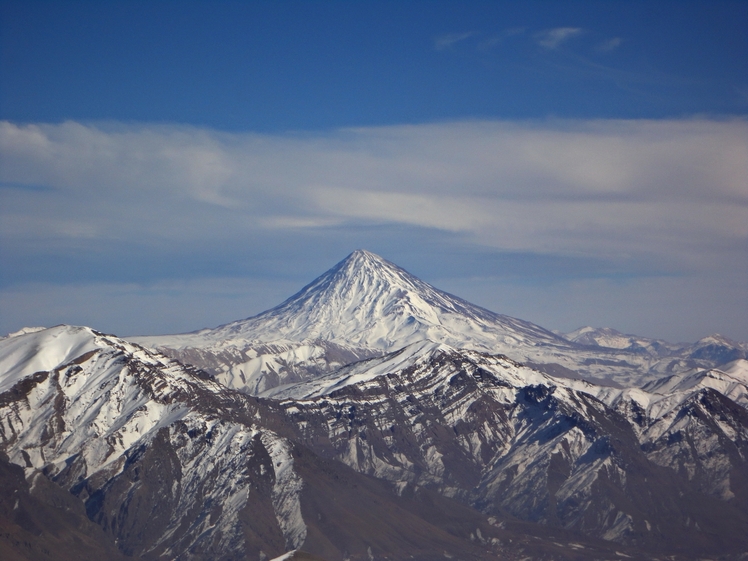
[262,433,307,550]
[0,325,101,393]
[0,325,308,558]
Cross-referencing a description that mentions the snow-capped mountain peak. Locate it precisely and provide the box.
[133,250,583,393]
[132,251,747,396]
[0,325,103,393]
[242,248,458,341]
[222,248,510,345]
[138,249,566,352]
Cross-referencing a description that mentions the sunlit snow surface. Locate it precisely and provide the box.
[3,251,747,556]
[260,339,748,522]
[2,323,748,552]
[0,325,101,393]
[132,250,729,394]
[0,325,308,555]
[137,250,565,350]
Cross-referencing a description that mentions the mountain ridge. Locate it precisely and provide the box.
[4,251,747,559]
[2,324,681,560]
[132,250,746,393]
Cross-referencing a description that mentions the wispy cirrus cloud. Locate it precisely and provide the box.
[596,37,623,52]
[535,27,583,49]
[2,118,746,264]
[434,31,475,51]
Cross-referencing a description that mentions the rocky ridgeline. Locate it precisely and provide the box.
[2,251,747,560]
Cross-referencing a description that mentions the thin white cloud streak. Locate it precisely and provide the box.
[597,37,622,52]
[434,32,475,50]
[535,27,583,49]
[1,118,746,273]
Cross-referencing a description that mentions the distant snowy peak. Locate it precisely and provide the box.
[640,359,748,409]
[223,248,515,340]
[2,326,47,339]
[563,327,747,364]
[687,334,748,363]
[565,326,633,348]
[141,249,567,353]
[130,250,746,395]
[563,326,678,355]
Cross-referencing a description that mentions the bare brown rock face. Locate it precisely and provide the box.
[0,452,129,561]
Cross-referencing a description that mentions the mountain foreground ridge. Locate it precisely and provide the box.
[3,324,748,560]
[3,251,748,560]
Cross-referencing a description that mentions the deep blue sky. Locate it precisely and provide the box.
[3,0,746,128]
[1,1,747,342]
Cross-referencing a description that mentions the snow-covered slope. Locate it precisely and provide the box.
[3,325,662,560]
[0,325,308,560]
[139,250,567,351]
[264,343,748,434]
[262,341,748,553]
[0,324,101,393]
[133,250,726,393]
[563,326,681,355]
[638,358,748,410]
